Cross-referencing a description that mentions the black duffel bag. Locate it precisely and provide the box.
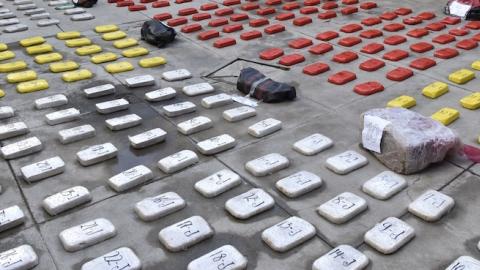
[237,67,296,103]
[141,20,176,48]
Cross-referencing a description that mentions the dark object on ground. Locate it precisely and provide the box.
[237,67,296,103]
[141,20,176,47]
[445,0,480,20]
[72,0,97,8]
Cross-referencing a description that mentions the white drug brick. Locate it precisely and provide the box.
[446,256,480,270]
[145,87,176,102]
[187,245,247,270]
[312,245,369,270]
[134,191,186,221]
[157,150,198,174]
[17,3,35,10]
[1,137,42,159]
[42,186,91,216]
[76,143,117,166]
[163,101,196,117]
[58,124,95,144]
[95,98,129,114]
[45,108,80,125]
[35,94,68,109]
[83,84,115,98]
[326,150,368,175]
[71,13,94,21]
[261,216,316,252]
[14,0,31,4]
[408,190,455,222]
[225,188,274,219]
[196,134,236,155]
[362,171,407,200]
[248,118,282,138]
[223,106,256,122]
[364,217,415,254]
[129,128,166,149]
[177,116,213,135]
[13,0,31,4]
[0,18,19,26]
[317,192,368,224]
[245,153,289,177]
[0,205,25,232]
[158,216,214,252]
[0,245,38,270]
[107,165,153,192]
[0,13,15,20]
[125,75,155,88]
[105,114,142,131]
[0,106,14,119]
[48,0,68,6]
[20,156,65,182]
[293,133,333,156]
[64,7,84,15]
[3,24,28,33]
[194,169,242,198]
[162,69,192,81]
[182,82,214,96]
[30,13,49,20]
[24,8,44,15]
[201,93,232,109]
[275,171,322,198]
[0,122,28,140]
[81,247,141,270]
[37,18,59,26]
[59,218,117,252]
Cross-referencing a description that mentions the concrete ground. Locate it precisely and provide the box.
[0,0,480,269]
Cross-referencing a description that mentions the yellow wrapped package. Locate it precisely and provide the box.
[76,45,102,56]
[431,107,460,126]
[57,31,81,40]
[139,57,167,68]
[0,61,27,73]
[102,31,127,41]
[0,51,15,61]
[65,38,92,47]
[7,70,37,83]
[91,53,118,64]
[34,52,63,64]
[20,36,45,47]
[50,61,79,73]
[17,79,49,93]
[26,44,53,55]
[122,47,149,58]
[422,82,448,99]
[387,95,416,109]
[62,69,93,82]
[113,38,138,49]
[105,61,134,73]
[95,24,119,33]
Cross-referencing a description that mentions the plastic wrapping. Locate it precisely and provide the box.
[445,0,480,20]
[237,67,296,103]
[141,20,176,48]
[361,108,461,174]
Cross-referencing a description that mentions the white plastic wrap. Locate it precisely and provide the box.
[361,108,460,174]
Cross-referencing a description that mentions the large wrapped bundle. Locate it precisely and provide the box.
[361,108,460,174]
[237,67,296,103]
